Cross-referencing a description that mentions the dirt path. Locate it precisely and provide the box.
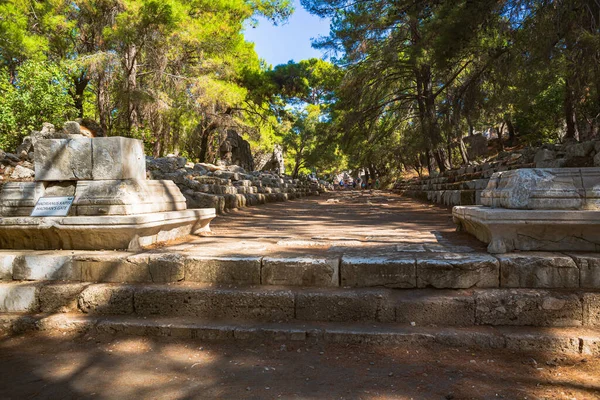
[177,190,486,258]
[0,332,598,400]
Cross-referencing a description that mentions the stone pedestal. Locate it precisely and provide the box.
[454,168,600,253]
[0,209,215,250]
[1,136,216,250]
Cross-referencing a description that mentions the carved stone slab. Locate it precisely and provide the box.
[34,137,146,181]
[481,168,600,210]
[92,137,146,180]
[0,180,188,217]
[35,138,93,181]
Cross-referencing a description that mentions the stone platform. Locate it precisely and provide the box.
[453,206,600,253]
[0,209,215,250]
[453,168,600,253]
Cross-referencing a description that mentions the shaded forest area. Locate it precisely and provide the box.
[1,0,600,179]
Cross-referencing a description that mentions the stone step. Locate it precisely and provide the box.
[1,313,598,355]
[1,282,598,327]
[2,250,598,290]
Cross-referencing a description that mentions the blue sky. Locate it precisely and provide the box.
[244,0,331,67]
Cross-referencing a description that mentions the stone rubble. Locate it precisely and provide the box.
[146,156,330,214]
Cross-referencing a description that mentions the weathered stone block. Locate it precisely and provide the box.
[581,335,600,356]
[76,253,151,283]
[395,292,475,326]
[504,332,580,354]
[262,257,339,287]
[498,252,579,288]
[295,290,394,322]
[73,180,186,216]
[133,286,294,321]
[0,254,15,280]
[481,169,585,210]
[62,121,80,135]
[0,182,45,215]
[184,256,261,284]
[39,282,88,313]
[340,256,416,288]
[475,289,582,326]
[416,253,499,288]
[565,141,595,158]
[13,254,80,281]
[91,137,146,180]
[78,284,134,314]
[147,253,185,283]
[35,138,92,181]
[583,293,600,327]
[568,253,600,288]
[45,182,77,196]
[0,283,39,312]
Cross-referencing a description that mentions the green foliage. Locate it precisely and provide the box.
[0,0,296,162]
[300,0,600,178]
[0,60,78,150]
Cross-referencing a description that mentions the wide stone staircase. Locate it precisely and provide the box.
[1,247,599,355]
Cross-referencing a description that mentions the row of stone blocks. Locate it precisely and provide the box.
[397,189,480,206]
[2,313,598,355]
[1,251,600,289]
[394,162,535,206]
[184,190,318,214]
[193,185,310,195]
[397,178,490,192]
[1,282,598,328]
[397,162,535,189]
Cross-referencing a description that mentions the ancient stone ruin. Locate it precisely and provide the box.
[453,168,600,253]
[146,155,328,215]
[0,132,215,250]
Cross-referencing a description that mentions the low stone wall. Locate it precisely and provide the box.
[147,156,329,214]
[394,137,600,207]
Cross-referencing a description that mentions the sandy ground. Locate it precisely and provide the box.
[0,331,598,400]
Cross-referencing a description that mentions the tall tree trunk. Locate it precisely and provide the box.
[153,139,162,158]
[458,136,469,165]
[409,16,445,173]
[72,72,89,118]
[124,44,139,133]
[506,117,516,145]
[433,148,450,173]
[564,76,580,141]
[498,121,505,151]
[424,150,432,175]
[467,115,474,136]
[97,73,110,134]
[292,163,300,179]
